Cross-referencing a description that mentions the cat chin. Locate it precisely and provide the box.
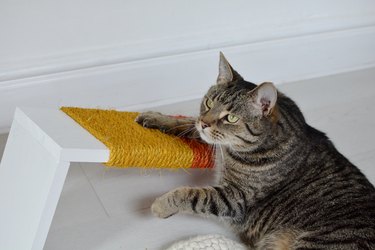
[199,132,215,144]
[197,128,231,146]
[198,131,220,145]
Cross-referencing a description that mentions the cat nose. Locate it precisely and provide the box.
[201,121,210,129]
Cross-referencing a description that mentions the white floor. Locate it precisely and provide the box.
[0,68,375,250]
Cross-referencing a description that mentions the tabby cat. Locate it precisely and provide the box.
[136,53,375,249]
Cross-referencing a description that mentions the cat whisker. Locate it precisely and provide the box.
[175,127,196,138]
[218,143,225,164]
[189,129,201,139]
[166,123,196,131]
[180,167,192,175]
[229,145,247,162]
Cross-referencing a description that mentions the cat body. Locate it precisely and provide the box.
[136,53,375,249]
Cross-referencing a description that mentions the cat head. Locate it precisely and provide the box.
[196,52,278,150]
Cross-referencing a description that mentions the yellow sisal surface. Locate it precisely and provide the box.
[61,107,195,168]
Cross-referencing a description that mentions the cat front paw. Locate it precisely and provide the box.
[151,194,178,219]
[135,111,170,133]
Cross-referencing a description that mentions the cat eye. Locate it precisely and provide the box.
[205,98,214,109]
[226,114,239,123]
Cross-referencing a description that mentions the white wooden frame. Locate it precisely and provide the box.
[0,107,110,250]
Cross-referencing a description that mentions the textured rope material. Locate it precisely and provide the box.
[61,107,214,169]
[166,234,247,250]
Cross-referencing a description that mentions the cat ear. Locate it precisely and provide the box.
[217,52,243,85]
[249,82,277,116]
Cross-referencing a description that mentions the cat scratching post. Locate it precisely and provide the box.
[60,107,214,169]
[0,107,213,250]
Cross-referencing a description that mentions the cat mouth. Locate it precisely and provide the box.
[199,130,214,143]
[197,128,215,144]
[200,130,226,145]
[195,123,225,144]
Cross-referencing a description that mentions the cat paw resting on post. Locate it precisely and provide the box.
[136,52,375,250]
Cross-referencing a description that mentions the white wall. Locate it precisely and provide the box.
[1,0,375,131]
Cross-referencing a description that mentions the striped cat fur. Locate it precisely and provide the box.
[136,53,375,249]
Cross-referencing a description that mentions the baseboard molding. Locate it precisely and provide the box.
[1,25,375,132]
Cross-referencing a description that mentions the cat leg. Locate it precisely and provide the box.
[151,186,246,223]
[135,111,200,139]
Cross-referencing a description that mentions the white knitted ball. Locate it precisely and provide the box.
[166,234,247,250]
